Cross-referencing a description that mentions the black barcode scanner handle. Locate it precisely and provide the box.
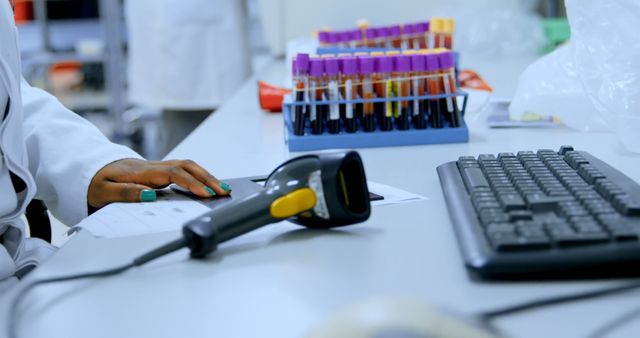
[183,151,371,258]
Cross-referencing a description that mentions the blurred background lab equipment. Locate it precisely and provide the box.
[13,0,566,160]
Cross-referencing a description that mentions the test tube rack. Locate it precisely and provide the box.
[282,91,469,152]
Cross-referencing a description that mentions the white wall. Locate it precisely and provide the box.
[256,0,541,56]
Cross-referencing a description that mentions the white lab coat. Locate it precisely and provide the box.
[125,0,251,110]
[0,2,141,289]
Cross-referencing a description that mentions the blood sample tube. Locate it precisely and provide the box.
[410,53,427,129]
[351,29,363,48]
[375,54,394,131]
[438,51,461,128]
[340,31,351,48]
[308,57,325,134]
[443,18,455,49]
[415,22,428,49]
[341,57,359,133]
[365,27,377,48]
[390,25,402,49]
[394,55,411,130]
[318,31,330,47]
[324,57,341,134]
[430,18,443,48]
[402,23,414,49]
[425,52,443,128]
[292,54,309,135]
[358,55,376,132]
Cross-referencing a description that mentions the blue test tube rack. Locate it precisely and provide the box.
[282,91,469,152]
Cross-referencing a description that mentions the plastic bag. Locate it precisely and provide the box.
[510,0,640,152]
[435,0,544,57]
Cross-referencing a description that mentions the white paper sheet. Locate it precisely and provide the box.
[73,181,427,238]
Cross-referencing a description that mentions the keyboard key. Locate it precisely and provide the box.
[509,210,533,221]
[559,145,574,155]
[461,167,490,192]
[490,235,551,252]
[553,232,610,246]
[524,193,573,212]
[498,194,526,211]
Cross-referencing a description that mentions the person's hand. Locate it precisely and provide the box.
[87,159,231,208]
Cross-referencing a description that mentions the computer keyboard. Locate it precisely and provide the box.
[437,146,640,278]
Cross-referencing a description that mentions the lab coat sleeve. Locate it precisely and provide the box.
[20,78,143,226]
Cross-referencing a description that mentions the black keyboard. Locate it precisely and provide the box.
[437,146,640,279]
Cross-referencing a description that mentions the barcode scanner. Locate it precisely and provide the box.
[8,151,372,338]
[182,150,371,258]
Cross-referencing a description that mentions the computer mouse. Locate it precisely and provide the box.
[306,297,501,338]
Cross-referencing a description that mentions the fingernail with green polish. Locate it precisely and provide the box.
[204,186,216,196]
[140,189,157,202]
[221,182,232,192]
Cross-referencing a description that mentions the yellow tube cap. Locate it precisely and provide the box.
[430,17,444,32]
[270,188,317,219]
[443,18,455,33]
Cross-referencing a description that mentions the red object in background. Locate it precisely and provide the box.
[258,80,291,113]
[458,70,493,92]
[14,0,33,24]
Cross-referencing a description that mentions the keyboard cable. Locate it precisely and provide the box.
[479,280,640,337]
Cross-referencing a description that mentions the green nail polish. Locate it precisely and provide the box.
[140,189,157,202]
[204,186,216,196]
[221,182,232,192]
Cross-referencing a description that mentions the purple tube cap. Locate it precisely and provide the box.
[416,22,428,33]
[390,25,402,37]
[425,54,439,71]
[438,51,455,69]
[295,53,310,72]
[365,28,377,39]
[377,27,390,38]
[358,56,375,75]
[376,55,393,73]
[309,58,324,77]
[351,29,363,40]
[327,32,339,44]
[403,23,415,34]
[325,57,340,76]
[340,31,352,43]
[411,54,426,71]
[342,57,358,75]
[318,31,330,43]
[395,55,412,72]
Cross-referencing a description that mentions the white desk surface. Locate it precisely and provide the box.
[3,55,640,338]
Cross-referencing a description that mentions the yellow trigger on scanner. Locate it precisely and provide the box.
[270,188,317,219]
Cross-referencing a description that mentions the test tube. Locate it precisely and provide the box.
[394,55,412,130]
[402,23,415,49]
[425,52,443,128]
[390,25,402,49]
[415,22,429,49]
[318,31,330,46]
[375,55,394,131]
[410,53,427,129]
[324,57,341,134]
[340,31,351,48]
[443,18,455,49]
[341,57,359,133]
[438,51,461,128]
[292,54,309,135]
[430,18,443,48]
[351,29,363,48]
[327,32,339,47]
[309,57,325,134]
[365,28,377,48]
[358,55,376,132]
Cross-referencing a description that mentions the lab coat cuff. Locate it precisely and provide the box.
[76,146,144,224]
